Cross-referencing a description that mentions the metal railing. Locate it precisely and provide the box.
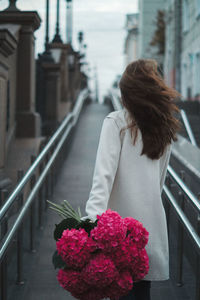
[0,88,89,300]
[164,167,200,300]
[180,109,197,146]
[108,89,200,300]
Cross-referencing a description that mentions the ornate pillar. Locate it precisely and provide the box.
[0,3,42,137]
[0,27,17,188]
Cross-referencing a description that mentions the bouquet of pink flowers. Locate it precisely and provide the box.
[47,200,149,300]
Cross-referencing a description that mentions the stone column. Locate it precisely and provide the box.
[0,10,42,137]
[42,62,61,135]
[0,28,17,188]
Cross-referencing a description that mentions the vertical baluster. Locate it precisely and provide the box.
[38,161,44,229]
[195,194,200,300]
[165,173,171,235]
[30,155,36,252]
[176,170,185,287]
[16,170,25,285]
[0,189,8,300]
[45,152,50,211]
[50,147,54,195]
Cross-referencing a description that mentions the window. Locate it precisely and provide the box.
[183,0,190,33]
[182,63,187,99]
[194,52,200,95]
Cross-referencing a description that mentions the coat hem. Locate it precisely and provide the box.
[142,276,170,281]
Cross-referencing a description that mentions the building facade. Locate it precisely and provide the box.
[124,13,139,66]
[165,0,200,100]
[138,0,165,66]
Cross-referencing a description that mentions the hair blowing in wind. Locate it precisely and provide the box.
[119,59,182,160]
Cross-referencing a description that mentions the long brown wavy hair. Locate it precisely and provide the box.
[119,58,182,160]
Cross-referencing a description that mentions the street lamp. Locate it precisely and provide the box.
[78,31,83,51]
[66,0,73,44]
[52,0,63,43]
[5,0,20,11]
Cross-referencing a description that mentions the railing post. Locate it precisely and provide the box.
[165,173,170,235]
[0,189,8,300]
[50,147,54,195]
[176,170,185,287]
[45,152,50,211]
[30,155,36,252]
[195,193,200,300]
[16,170,25,285]
[38,161,44,229]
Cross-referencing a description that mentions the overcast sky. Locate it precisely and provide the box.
[0,0,138,102]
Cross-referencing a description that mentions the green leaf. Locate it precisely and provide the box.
[52,250,67,269]
[75,219,98,235]
[54,218,80,241]
[78,206,82,218]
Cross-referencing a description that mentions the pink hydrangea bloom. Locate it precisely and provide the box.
[56,228,96,269]
[82,253,117,288]
[55,209,149,300]
[90,209,126,251]
[57,269,88,294]
[104,270,133,300]
[131,248,149,281]
[110,238,139,268]
[123,217,149,249]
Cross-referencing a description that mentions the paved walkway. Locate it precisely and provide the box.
[9,102,195,300]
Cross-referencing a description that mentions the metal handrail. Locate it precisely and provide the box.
[109,89,200,299]
[0,89,88,222]
[163,185,200,254]
[0,88,89,261]
[180,109,197,146]
[108,90,200,212]
[167,165,200,212]
[0,115,73,221]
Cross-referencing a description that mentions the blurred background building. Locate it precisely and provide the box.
[123,0,200,102]
[138,0,165,69]
[124,13,139,65]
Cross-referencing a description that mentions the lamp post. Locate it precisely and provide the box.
[78,31,83,51]
[5,0,20,11]
[45,0,50,51]
[42,0,53,61]
[66,0,73,44]
[52,0,63,43]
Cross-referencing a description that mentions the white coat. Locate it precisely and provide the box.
[85,108,172,281]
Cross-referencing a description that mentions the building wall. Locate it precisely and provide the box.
[164,0,176,88]
[165,0,200,100]
[6,29,19,149]
[138,0,165,66]
[125,33,138,65]
[181,0,200,99]
[124,13,139,66]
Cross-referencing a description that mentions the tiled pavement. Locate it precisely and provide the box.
[9,102,195,300]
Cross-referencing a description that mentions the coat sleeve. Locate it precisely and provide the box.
[159,143,172,192]
[84,116,122,221]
